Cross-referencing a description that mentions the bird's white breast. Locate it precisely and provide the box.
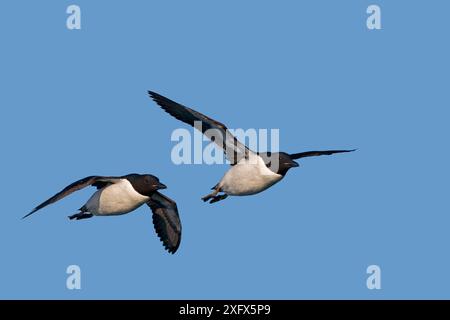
[85,179,149,216]
[219,155,283,196]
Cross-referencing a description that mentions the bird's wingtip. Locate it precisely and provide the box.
[21,210,35,220]
[147,90,159,98]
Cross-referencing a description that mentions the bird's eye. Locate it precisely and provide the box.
[267,152,272,157]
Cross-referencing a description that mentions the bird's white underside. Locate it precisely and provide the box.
[219,154,283,196]
[85,179,149,215]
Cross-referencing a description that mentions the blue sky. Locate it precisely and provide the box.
[0,0,449,299]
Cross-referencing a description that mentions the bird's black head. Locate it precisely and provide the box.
[125,174,167,197]
[259,152,299,176]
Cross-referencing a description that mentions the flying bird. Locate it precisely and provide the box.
[23,173,181,254]
[149,90,355,204]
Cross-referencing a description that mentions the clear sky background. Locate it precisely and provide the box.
[0,1,449,299]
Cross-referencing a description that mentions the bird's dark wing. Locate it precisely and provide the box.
[147,191,181,254]
[148,90,252,164]
[23,176,123,219]
[290,149,356,159]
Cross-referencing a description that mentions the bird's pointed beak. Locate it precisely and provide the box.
[290,161,299,168]
[156,182,167,190]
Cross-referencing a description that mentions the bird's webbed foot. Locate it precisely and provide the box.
[68,212,94,220]
[208,194,228,204]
